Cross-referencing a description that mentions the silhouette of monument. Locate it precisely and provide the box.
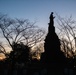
[41,12,67,67]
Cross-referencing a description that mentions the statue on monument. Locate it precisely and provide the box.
[49,12,55,24]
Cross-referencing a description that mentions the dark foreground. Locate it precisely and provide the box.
[0,61,76,75]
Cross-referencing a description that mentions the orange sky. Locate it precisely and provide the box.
[0,53,6,60]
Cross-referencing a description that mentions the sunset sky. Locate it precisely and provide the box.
[0,0,76,29]
[0,0,76,59]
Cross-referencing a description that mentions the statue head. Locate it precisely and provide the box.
[51,12,53,15]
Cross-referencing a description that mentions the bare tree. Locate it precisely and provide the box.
[56,14,76,58]
[0,42,6,55]
[0,14,45,57]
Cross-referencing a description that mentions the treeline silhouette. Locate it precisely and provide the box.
[0,12,76,75]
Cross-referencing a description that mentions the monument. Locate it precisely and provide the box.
[41,12,67,68]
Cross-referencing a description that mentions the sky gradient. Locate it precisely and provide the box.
[0,0,76,58]
[0,0,76,29]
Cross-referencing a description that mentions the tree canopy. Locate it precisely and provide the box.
[0,14,45,58]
